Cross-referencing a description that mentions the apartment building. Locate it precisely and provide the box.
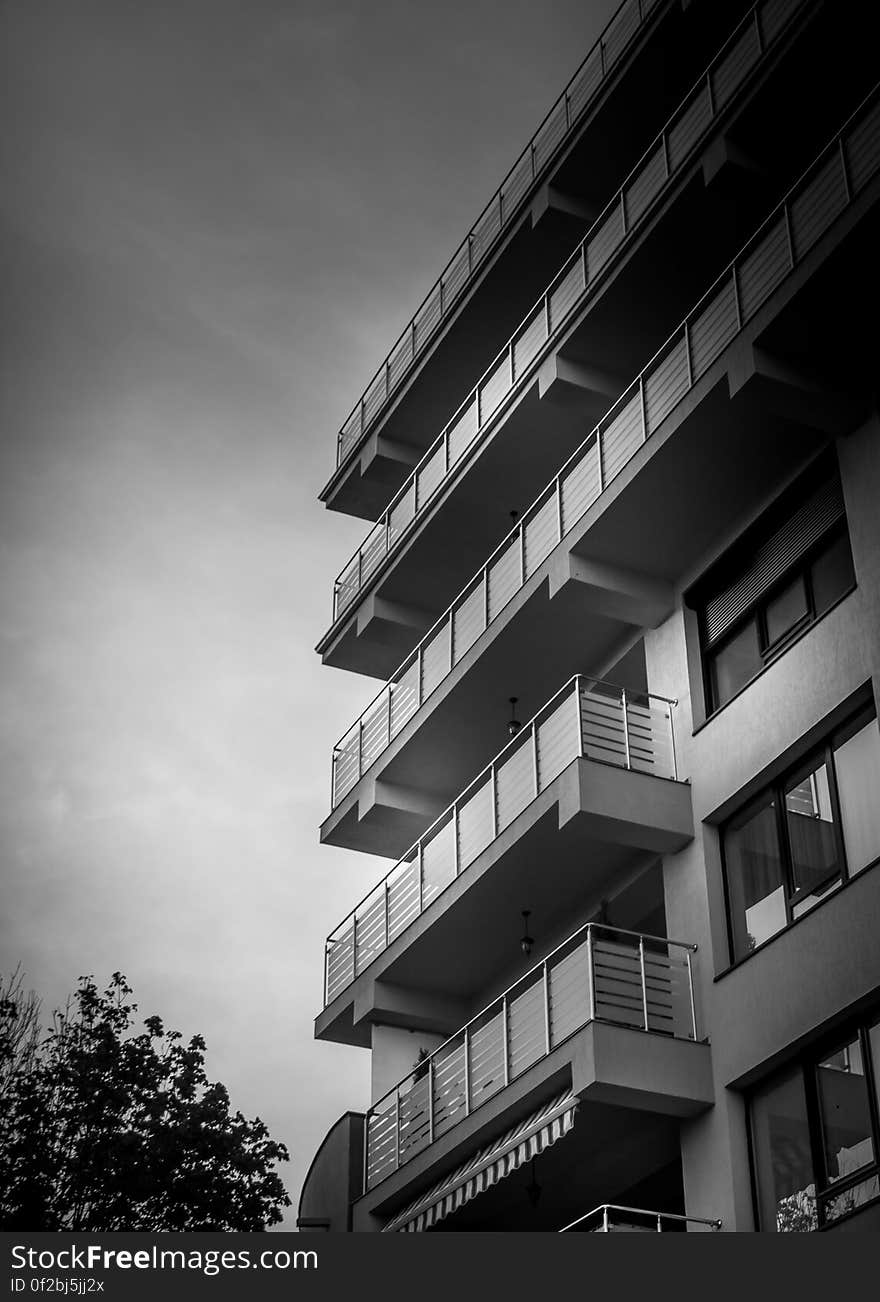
[298,0,880,1232]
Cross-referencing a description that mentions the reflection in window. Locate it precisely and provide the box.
[751,1069,817,1232]
[817,1039,875,1184]
[766,575,808,647]
[812,532,855,617]
[709,620,762,709]
[725,797,786,960]
[834,720,880,876]
[785,762,841,912]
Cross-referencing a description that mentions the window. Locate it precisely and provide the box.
[690,457,856,714]
[751,1015,880,1231]
[722,709,880,962]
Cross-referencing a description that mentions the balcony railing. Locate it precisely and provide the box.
[364,922,698,1191]
[559,1204,721,1232]
[334,0,667,471]
[329,76,880,811]
[329,0,809,622]
[325,675,678,1007]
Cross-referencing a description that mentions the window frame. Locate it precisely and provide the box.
[750,1014,880,1231]
[702,520,856,716]
[721,706,880,964]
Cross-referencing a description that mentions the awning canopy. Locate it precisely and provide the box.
[382,1089,579,1233]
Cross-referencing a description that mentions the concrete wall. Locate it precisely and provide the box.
[643,416,880,1229]
[297,1112,365,1233]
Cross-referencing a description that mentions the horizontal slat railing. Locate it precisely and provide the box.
[364,922,698,1191]
[330,75,880,811]
[334,0,667,471]
[325,676,679,1007]
[329,0,810,623]
[559,1205,722,1232]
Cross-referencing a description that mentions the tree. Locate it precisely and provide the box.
[0,972,290,1231]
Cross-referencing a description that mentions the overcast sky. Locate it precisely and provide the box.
[0,0,617,1226]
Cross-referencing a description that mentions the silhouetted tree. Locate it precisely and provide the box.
[0,972,290,1231]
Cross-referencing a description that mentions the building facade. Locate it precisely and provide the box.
[299,0,880,1232]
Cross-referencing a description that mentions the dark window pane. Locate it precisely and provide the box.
[724,797,786,960]
[710,619,761,708]
[834,719,880,876]
[817,1039,875,1185]
[751,1069,817,1232]
[811,533,855,616]
[784,761,841,909]
[765,574,808,647]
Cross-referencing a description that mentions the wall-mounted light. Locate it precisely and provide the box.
[508,697,521,738]
[520,910,533,957]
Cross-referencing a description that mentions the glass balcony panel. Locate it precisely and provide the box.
[566,45,602,127]
[845,98,880,193]
[360,696,391,772]
[447,395,479,466]
[604,0,641,71]
[388,478,416,545]
[432,1038,467,1137]
[710,20,760,112]
[537,692,580,789]
[440,243,470,317]
[547,256,585,333]
[387,855,420,943]
[580,685,628,767]
[624,138,666,227]
[666,82,712,172]
[363,369,388,429]
[625,695,676,778]
[468,1009,506,1107]
[398,1074,431,1164]
[487,534,522,621]
[500,153,533,226]
[452,579,485,666]
[420,620,451,701]
[479,351,512,425]
[738,214,790,322]
[387,331,414,395]
[366,1096,398,1188]
[592,935,648,1029]
[325,923,355,1004]
[508,978,546,1079]
[416,440,446,512]
[471,200,502,268]
[560,436,601,532]
[332,732,360,804]
[760,0,801,46]
[495,734,536,832]
[456,775,495,871]
[421,816,456,908]
[355,890,387,974]
[690,275,738,380]
[389,662,419,739]
[414,284,442,354]
[644,332,689,435]
[586,203,624,283]
[600,388,643,483]
[790,153,847,262]
[548,942,590,1048]
[523,490,560,578]
[533,98,567,176]
[511,304,547,381]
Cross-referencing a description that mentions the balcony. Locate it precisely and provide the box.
[323,675,688,1019]
[332,0,667,474]
[364,922,701,1192]
[321,0,819,646]
[322,1,749,518]
[325,81,880,839]
[559,1204,721,1231]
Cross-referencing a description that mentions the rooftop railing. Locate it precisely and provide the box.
[334,0,667,472]
[328,74,880,812]
[559,1205,722,1232]
[328,0,809,624]
[364,921,698,1191]
[325,675,678,1008]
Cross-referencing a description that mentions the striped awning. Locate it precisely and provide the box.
[381,1090,579,1233]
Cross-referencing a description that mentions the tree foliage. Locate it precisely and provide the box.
[0,972,290,1231]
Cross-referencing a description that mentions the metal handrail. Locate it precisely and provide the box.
[326,0,811,624]
[559,1204,722,1231]
[332,0,667,472]
[324,674,680,1007]
[363,920,699,1190]
[328,67,880,812]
